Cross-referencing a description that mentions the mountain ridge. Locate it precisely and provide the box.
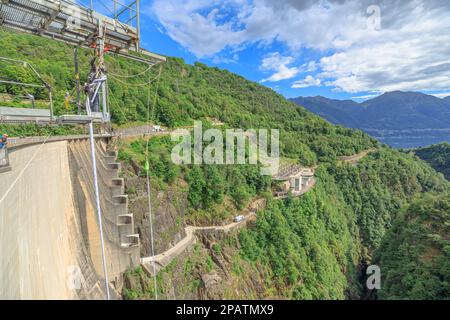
[290,91,450,148]
[291,91,450,130]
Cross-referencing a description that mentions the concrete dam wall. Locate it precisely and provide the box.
[0,138,139,299]
[68,139,140,290]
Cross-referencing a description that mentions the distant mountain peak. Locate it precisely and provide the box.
[290,91,450,148]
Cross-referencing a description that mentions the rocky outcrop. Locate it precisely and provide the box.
[122,162,188,257]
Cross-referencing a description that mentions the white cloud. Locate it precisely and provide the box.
[301,61,318,73]
[260,52,299,82]
[212,54,239,64]
[352,93,382,100]
[149,0,450,93]
[431,92,450,98]
[149,0,249,57]
[292,75,321,88]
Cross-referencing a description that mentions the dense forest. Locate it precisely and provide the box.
[413,143,450,181]
[0,28,376,165]
[374,193,450,299]
[1,27,449,300]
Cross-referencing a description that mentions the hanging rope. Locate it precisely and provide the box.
[108,72,161,87]
[144,64,162,300]
[107,64,156,79]
[105,54,157,79]
[108,85,129,123]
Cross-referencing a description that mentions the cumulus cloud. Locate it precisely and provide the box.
[149,0,249,57]
[292,75,321,88]
[149,0,450,93]
[260,53,299,82]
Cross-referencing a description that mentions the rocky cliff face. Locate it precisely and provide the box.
[123,227,272,300]
[121,161,187,257]
[119,146,271,300]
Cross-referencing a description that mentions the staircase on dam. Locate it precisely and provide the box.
[68,139,140,291]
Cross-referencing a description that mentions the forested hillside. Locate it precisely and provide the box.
[1,28,449,300]
[291,93,450,148]
[413,143,450,180]
[291,92,450,131]
[0,27,375,165]
[374,193,450,300]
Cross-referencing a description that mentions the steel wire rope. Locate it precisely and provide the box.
[108,71,161,87]
[105,55,157,79]
[144,64,162,300]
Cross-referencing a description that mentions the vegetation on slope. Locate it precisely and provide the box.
[119,135,448,299]
[2,28,449,300]
[236,151,448,299]
[329,148,448,250]
[0,123,84,137]
[118,135,271,225]
[413,143,450,181]
[239,167,361,299]
[0,27,376,165]
[373,193,450,300]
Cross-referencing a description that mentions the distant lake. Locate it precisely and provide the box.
[363,128,450,149]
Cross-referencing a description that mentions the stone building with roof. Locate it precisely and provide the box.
[272,165,315,198]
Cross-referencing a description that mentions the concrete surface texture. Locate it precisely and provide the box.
[0,141,102,299]
[68,139,140,291]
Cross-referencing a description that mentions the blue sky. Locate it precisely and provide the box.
[82,0,450,101]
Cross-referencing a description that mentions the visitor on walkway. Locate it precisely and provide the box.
[0,134,8,149]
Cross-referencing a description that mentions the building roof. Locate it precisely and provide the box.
[272,165,314,181]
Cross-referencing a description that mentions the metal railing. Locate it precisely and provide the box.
[0,147,10,168]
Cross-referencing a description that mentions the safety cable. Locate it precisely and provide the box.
[106,63,156,79]
[145,64,162,300]
[108,85,129,123]
[108,71,161,87]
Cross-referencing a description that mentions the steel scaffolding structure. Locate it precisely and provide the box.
[0,1,166,300]
[0,0,165,64]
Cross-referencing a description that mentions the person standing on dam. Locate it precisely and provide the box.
[0,134,9,168]
[0,134,8,149]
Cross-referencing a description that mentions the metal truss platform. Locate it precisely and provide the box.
[0,106,108,124]
[0,0,165,64]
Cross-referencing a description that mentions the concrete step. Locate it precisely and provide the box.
[121,234,140,248]
[0,166,12,173]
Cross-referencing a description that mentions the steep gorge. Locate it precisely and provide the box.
[1,28,449,300]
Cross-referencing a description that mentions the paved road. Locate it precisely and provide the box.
[339,148,376,164]
[0,141,80,299]
[141,215,255,276]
